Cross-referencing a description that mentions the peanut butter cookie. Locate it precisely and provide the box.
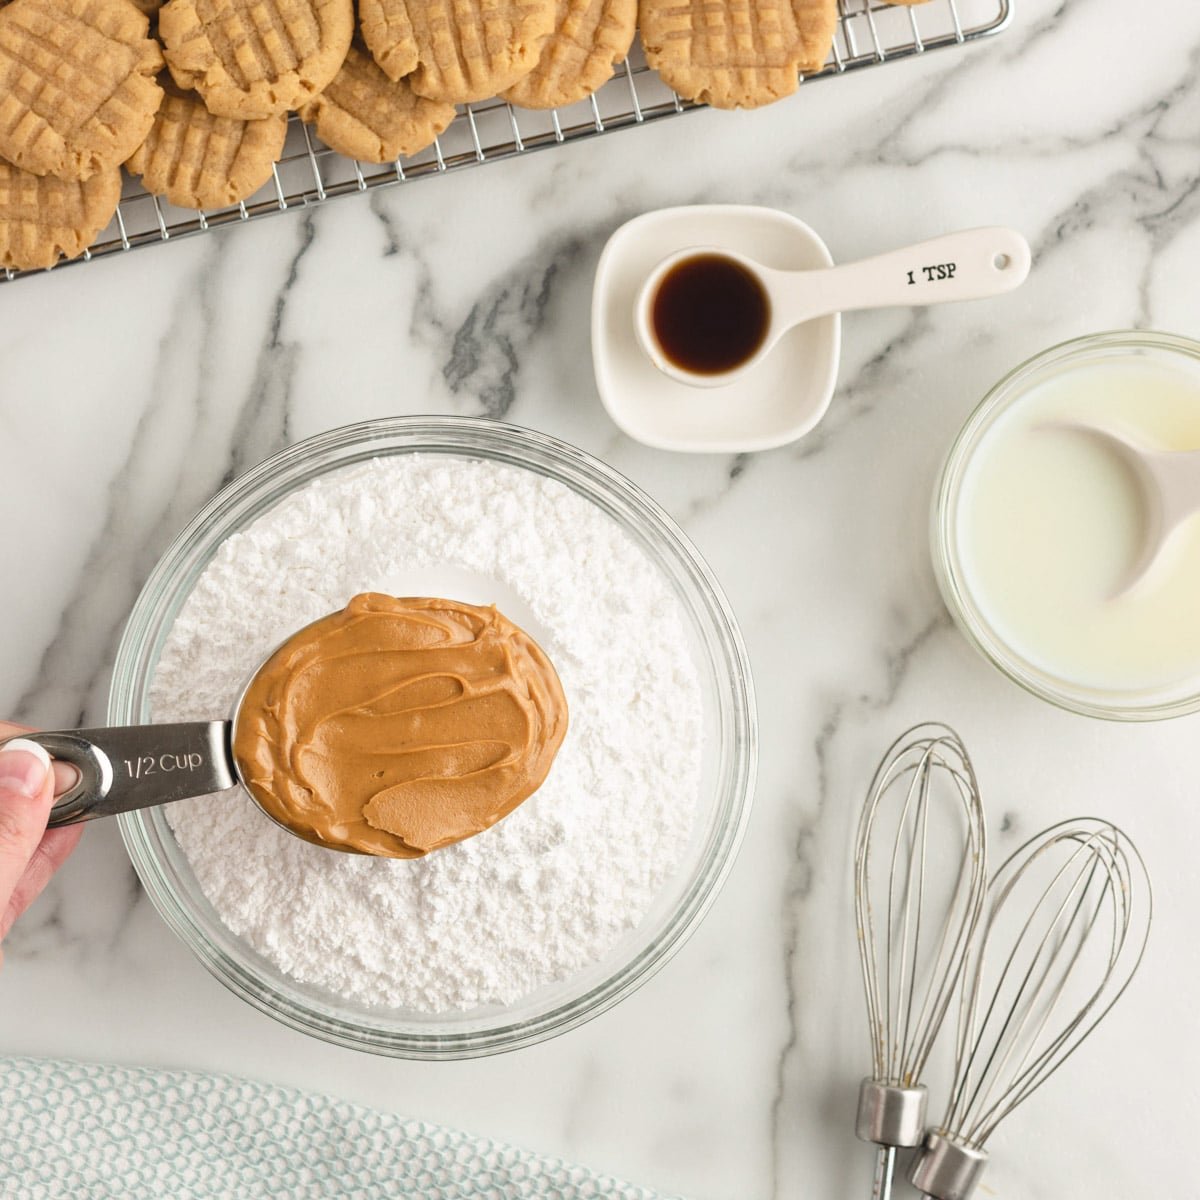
[0,0,163,181]
[126,80,287,209]
[158,0,354,119]
[361,0,555,105]
[502,0,636,109]
[298,42,455,163]
[0,158,120,269]
[358,0,417,81]
[640,0,837,109]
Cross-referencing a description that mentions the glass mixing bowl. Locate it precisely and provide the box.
[113,417,757,1058]
[932,330,1200,721]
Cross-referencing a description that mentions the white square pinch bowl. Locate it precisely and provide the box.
[591,205,841,454]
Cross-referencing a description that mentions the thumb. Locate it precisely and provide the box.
[0,740,55,920]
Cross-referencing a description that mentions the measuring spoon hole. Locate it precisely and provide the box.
[993,253,1012,270]
[52,761,81,796]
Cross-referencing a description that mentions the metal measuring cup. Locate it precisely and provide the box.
[0,721,243,830]
[0,665,279,838]
[0,659,328,845]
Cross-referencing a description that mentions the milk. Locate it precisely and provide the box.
[955,355,1200,696]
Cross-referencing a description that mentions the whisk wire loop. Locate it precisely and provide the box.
[939,818,1151,1149]
[959,836,1114,1139]
[856,723,988,1088]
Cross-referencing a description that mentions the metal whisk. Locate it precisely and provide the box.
[909,818,1152,1200]
[854,724,988,1200]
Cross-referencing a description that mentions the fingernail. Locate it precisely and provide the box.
[0,739,52,799]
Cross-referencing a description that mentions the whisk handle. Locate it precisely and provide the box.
[908,1132,988,1200]
[871,1146,896,1200]
[858,1082,927,1200]
[855,1080,927,1147]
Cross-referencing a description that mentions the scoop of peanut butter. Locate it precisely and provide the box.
[231,594,569,858]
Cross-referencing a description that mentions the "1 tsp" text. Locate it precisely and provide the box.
[907,263,957,284]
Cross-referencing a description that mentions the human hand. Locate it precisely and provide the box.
[0,722,84,965]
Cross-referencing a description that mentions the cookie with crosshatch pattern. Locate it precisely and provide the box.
[357,0,417,81]
[0,157,121,269]
[125,79,288,210]
[501,0,636,109]
[157,0,353,119]
[0,0,163,181]
[359,0,555,104]
[639,0,837,109]
[297,42,455,164]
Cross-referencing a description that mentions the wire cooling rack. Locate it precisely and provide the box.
[2,0,1010,284]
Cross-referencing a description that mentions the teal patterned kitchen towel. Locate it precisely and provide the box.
[0,1056,678,1200]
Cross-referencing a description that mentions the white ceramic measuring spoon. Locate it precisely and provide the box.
[634,227,1031,388]
[1050,421,1200,594]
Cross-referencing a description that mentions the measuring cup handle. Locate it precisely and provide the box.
[0,724,237,826]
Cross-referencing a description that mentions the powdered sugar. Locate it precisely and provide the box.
[153,455,702,1012]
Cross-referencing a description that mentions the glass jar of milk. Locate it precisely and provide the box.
[934,331,1200,720]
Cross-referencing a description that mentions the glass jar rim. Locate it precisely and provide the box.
[932,329,1200,722]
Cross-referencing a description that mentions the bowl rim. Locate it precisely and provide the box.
[114,415,758,1058]
[932,328,1200,722]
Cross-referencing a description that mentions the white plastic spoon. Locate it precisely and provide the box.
[634,227,1032,388]
[1050,421,1200,595]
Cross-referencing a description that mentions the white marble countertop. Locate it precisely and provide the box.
[3,1,1199,1195]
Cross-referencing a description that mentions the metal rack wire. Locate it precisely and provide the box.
[1,0,1010,285]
